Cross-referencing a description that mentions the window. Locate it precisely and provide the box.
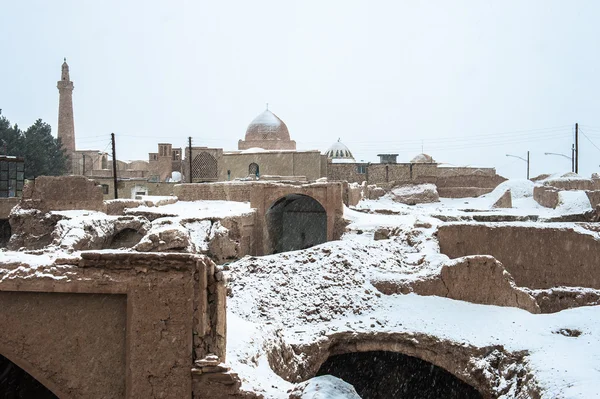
[357,165,367,174]
[249,163,259,177]
[101,184,109,195]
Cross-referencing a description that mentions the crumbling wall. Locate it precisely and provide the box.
[21,176,104,212]
[533,185,559,208]
[0,252,227,398]
[438,224,600,289]
[174,183,252,202]
[371,255,540,313]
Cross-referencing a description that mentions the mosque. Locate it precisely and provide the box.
[56,60,505,198]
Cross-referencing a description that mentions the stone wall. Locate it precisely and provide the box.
[438,223,600,289]
[0,252,227,399]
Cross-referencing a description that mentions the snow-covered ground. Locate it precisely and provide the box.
[225,180,600,398]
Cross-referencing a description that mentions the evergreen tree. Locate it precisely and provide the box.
[0,116,68,179]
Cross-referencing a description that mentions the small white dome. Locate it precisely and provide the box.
[325,139,355,162]
[411,153,435,163]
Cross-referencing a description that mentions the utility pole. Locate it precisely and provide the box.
[527,150,530,180]
[575,123,579,174]
[111,133,118,199]
[188,137,193,183]
[572,144,575,173]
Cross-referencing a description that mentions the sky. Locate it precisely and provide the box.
[1,0,600,178]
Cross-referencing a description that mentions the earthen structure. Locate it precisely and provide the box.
[0,252,230,399]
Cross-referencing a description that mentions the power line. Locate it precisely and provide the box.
[579,129,600,154]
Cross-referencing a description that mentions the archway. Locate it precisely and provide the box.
[266,194,326,254]
[317,351,482,399]
[0,353,58,399]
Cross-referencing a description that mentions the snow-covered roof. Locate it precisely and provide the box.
[411,153,436,163]
[244,109,291,142]
[325,139,355,161]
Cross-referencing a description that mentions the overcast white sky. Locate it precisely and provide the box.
[2,0,600,178]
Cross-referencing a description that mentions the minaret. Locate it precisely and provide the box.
[57,58,76,154]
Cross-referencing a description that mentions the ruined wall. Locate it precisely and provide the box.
[0,197,19,219]
[438,224,600,289]
[586,190,600,207]
[21,176,104,212]
[543,177,600,191]
[533,185,559,208]
[95,179,179,200]
[0,252,227,399]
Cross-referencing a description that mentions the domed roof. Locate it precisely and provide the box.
[244,110,291,142]
[325,139,355,162]
[411,153,435,163]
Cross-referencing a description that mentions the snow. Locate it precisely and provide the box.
[224,181,600,398]
[556,191,592,214]
[126,200,253,219]
[292,375,361,398]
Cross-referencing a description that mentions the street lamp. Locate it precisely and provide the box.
[544,152,574,173]
[506,151,530,179]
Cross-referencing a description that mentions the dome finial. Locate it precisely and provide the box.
[266,102,269,111]
[64,57,66,62]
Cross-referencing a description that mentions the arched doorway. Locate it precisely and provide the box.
[317,351,482,399]
[266,194,326,254]
[0,353,58,398]
[249,162,259,178]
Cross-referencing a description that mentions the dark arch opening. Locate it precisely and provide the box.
[0,353,58,399]
[107,228,144,249]
[266,194,327,254]
[317,351,482,399]
[0,219,10,248]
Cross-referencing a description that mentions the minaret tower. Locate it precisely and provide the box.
[57,58,76,154]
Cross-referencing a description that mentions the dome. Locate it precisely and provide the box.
[244,110,291,142]
[325,139,355,162]
[411,153,435,163]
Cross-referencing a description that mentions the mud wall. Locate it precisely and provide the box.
[0,252,226,399]
[438,224,600,289]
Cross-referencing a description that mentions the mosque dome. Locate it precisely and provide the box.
[411,153,436,163]
[244,110,291,142]
[325,139,355,162]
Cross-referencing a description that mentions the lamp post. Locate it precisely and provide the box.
[544,152,573,173]
[506,151,530,179]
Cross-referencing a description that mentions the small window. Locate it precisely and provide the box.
[101,184,109,194]
[357,165,367,174]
